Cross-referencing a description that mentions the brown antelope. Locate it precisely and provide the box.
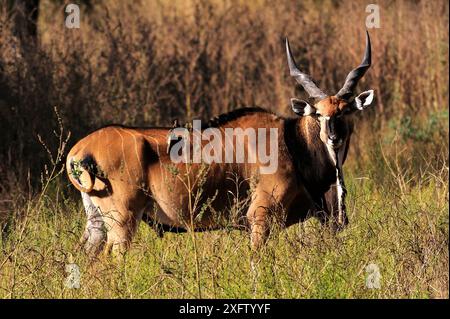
[66,31,374,257]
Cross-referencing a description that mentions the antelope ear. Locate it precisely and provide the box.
[291,98,316,116]
[354,89,375,110]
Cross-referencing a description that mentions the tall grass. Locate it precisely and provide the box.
[0,0,448,298]
[0,157,447,298]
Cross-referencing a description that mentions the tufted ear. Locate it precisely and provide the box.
[354,89,375,110]
[291,98,317,116]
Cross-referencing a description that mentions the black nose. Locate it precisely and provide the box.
[329,133,338,141]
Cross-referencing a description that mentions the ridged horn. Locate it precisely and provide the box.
[285,38,327,100]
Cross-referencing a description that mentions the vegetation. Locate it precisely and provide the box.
[0,0,448,298]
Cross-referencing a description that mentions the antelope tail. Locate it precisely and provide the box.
[67,155,97,193]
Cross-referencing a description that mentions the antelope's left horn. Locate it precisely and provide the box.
[285,38,328,101]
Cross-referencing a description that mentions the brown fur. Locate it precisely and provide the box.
[315,96,349,117]
[66,108,351,256]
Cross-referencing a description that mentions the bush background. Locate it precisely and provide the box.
[0,0,448,298]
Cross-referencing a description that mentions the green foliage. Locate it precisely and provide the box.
[387,110,449,143]
[0,163,447,298]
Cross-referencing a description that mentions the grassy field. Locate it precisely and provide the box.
[0,163,447,298]
[0,0,448,298]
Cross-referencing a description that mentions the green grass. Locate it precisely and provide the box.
[0,167,447,299]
